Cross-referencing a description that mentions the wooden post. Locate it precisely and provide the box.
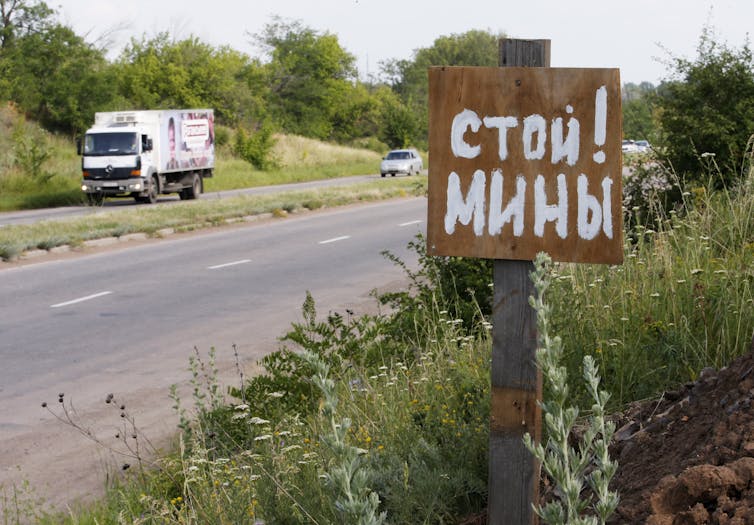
[487,38,550,525]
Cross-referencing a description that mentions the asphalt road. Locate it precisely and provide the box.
[0,196,426,506]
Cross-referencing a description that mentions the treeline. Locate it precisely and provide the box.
[0,1,501,150]
[3,1,754,191]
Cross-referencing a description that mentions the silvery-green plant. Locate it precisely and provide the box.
[301,349,387,525]
[524,253,619,525]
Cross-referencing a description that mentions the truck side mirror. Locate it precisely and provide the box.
[76,137,82,155]
[142,135,153,152]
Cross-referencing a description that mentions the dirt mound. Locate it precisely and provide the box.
[610,336,754,524]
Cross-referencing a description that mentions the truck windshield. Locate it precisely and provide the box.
[84,132,138,156]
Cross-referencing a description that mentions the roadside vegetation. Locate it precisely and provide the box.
[0,176,427,261]
[2,1,754,522]
[4,152,750,523]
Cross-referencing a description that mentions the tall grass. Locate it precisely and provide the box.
[550,165,754,406]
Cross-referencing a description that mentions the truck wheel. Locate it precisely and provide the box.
[186,173,201,200]
[146,175,159,204]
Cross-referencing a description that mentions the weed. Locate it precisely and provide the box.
[525,253,619,525]
[301,349,386,525]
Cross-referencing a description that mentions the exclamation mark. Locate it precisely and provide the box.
[593,85,607,164]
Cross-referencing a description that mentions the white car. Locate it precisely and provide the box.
[622,140,638,154]
[634,140,651,153]
[380,149,423,177]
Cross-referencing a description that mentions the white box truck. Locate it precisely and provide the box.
[79,109,214,204]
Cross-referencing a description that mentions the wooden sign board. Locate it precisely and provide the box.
[427,66,623,264]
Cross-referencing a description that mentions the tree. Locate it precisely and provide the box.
[380,29,502,145]
[0,0,53,50]
[116,33,265,127]
[655,27,754,186]
[376,88,418,149]
[1,15,116,134]
[255,17,358,140]
[622,82,658,143]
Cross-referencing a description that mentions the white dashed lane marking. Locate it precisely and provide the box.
[207,259,252,270]
[50,291,113,309]
[318,236,351,245]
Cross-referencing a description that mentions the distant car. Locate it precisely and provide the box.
[622,140,638,154]
[634,140,651,153]
[380,149,423,177]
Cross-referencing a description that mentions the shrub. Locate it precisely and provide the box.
[380,234,493,342]
[655,27,754,188]
[234,124,279,170]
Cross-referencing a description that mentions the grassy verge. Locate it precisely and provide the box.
[0,105,388,211]
[0,177,427,261]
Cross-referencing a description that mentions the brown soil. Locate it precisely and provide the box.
[610,334,754,524]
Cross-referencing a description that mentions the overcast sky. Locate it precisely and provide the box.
[55,0,751,85]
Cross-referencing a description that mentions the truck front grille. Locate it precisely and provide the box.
[86,167,136,180]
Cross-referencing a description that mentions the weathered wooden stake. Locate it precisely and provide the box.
[487,38,551,525]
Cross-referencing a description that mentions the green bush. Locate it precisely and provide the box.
[655,27,754,188]
[233,124,279,171]
[380,234,493,342]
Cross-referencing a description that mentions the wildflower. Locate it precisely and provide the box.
[691,268,704,275]
[650,293,660,298]
[248,417,270,425]
[234,404,249,411]
[677,279,687,284]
